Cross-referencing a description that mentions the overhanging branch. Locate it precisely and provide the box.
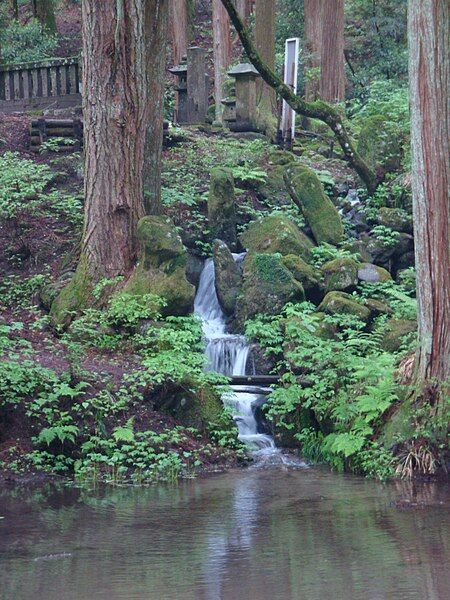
[220,0,378,194]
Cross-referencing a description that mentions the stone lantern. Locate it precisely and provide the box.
[227,63,261,131]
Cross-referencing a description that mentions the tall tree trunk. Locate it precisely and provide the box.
[32,0,57,33]
[319,0,345,103]
[212,0,232,122]
[11,0,19,20]
[144,0,169,215]
[408,0,450,392]
[80,0,148,281]
[169,0,188,64]
[254,0,276,116]
[304,0,323,102]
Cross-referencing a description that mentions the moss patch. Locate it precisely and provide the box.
[317,291,371,322]
[50,254,93,327]
[321,257,359,292]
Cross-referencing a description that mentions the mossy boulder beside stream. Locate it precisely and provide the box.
[284,164,344,246]
[208,167,237,250]
[213,240,242,315]
[240,214,315,260]
[123,216,195,316]
[318,291,371,322]
[236,253,305,325]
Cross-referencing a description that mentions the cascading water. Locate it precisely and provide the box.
[195,257,275,452]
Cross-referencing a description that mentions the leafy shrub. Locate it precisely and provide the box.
[0,19,58,64]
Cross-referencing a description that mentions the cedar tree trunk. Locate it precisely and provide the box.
[254,0,277,116]
[320,0,345,103]
[408,0,450,391]
[81,0,148,281]
[144,0,169,215]
[212,0,232,122]
[169,0,188,64]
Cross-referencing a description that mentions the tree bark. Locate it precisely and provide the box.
[304,0,323,102]
[32,0,57,33]
[408,0,450,391]
[169,0,188,64]
[212,0,232,122]
[320,0,345,103]
[254,0,277,116]
[220,0,378,193]
[144,0,169,215]
[235,0,251,22]
[81,0,148,280]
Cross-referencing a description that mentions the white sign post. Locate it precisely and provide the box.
[281,37,300,149]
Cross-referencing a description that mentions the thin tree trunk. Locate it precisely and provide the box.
[408,0,450,390]
[320,0,345,103]
[11,0,19,20]
[254,0,276,116]
[220,0,378,193]
[32,0,57,33]
[212,0,232,122]
[169,0,188,64]
[304,0,323,102]
[144,0,169,215]
[81,0,148,280]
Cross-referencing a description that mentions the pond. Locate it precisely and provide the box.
[1,463,449,600]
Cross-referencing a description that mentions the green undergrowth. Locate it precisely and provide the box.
[0,292,244,484]
[244,276,432,480]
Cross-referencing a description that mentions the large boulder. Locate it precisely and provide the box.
[213,240,241,315]
[284,164,344,246]
[321,258,359,292]
[236,253,305,324]
[239,214,315,260]
[357,263,392,283]
[123,216,195,316]
[208,167,237,250]
[380,319,417,353]
[282,254,323,300]
[377,207,413,234]
[357,114,404,174]
[317,291,371,322]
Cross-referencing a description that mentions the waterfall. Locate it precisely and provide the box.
[195,257,276,452]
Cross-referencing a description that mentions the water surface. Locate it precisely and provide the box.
[1,465,449,600]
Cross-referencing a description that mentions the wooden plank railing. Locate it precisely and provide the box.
[0,57,81,113]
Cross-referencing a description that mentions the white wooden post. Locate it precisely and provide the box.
[281,38,300,149]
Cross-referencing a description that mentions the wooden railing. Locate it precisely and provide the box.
[0,57,81,113]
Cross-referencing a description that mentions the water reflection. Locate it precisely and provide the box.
[0,468,449,600]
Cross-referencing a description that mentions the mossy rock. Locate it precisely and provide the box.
[138,215,186,269]
[123,262,194,316]
[213,240,241,315]
[50,255,93,326]
[282,254,323,302]
[124,216,195,316]
[284,164,344,246]
[208,167,237,250]
[321,258,359,292]
[357,114,404,174]
[377,207,413,234]
[380,319,417,353]
[317,291,371,322]
[157,382,223,432]
[41,271,74,311]
[357,263,392,283]
[236,253,305,324]
[239,214,315,260]
[363,298,393,318]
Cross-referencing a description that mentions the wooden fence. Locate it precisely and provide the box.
[0,57,81,113]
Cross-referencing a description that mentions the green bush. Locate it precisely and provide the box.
[0,19,58,65]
